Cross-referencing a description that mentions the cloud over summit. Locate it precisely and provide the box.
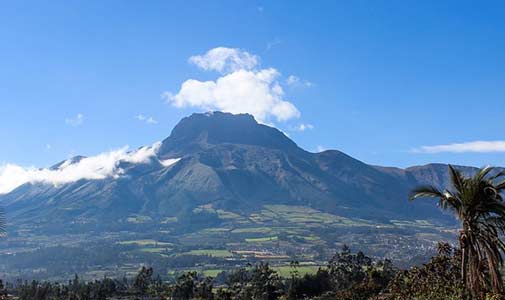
[165,47,301,124]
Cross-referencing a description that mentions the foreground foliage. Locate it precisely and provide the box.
[3,243,503,300]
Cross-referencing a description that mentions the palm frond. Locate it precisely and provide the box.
[494,180,505,192]
[487,170,505,181]
[409,185,445,201]
[448,165,465,193]
[475,166,494,182]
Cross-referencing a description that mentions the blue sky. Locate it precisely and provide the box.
[1,0,504,169]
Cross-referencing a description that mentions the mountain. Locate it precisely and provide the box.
[0,112,472,231]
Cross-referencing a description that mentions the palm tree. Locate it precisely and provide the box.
[410,165,505,298]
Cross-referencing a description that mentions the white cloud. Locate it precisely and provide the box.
[0,142,180,194]
[413,140,505,153]
[296,123,314,131]
[189,47,259,73]
[160,158,181,167]
[286,75,299,85]
[166,47,301,124]
[165,69,300,123]
[65,113,84,127]
[286,75,312,88]
[46,144,52,151]
[123,142,161,164]
[316,145,327,152]
[135,114,158,124]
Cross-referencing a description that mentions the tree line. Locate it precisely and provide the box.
[2,242,503,300]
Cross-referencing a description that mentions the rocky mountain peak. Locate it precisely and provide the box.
[159,111,299,155]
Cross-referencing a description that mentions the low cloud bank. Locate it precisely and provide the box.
[0,142,179,194]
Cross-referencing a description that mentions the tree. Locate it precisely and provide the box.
[286,268,332,300]
[410,165,505,298]
[385,242,464,300]
[194,277,214,300]
[172,271,198,300]
[327,245,371,291]
[133,266,154,299]
[215,287,232,300]
[226,267,253,300]
[249,263,283,300]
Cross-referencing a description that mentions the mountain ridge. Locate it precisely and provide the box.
[0,111,480,230]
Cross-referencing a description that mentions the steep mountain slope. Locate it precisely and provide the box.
[0,112,470,230]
